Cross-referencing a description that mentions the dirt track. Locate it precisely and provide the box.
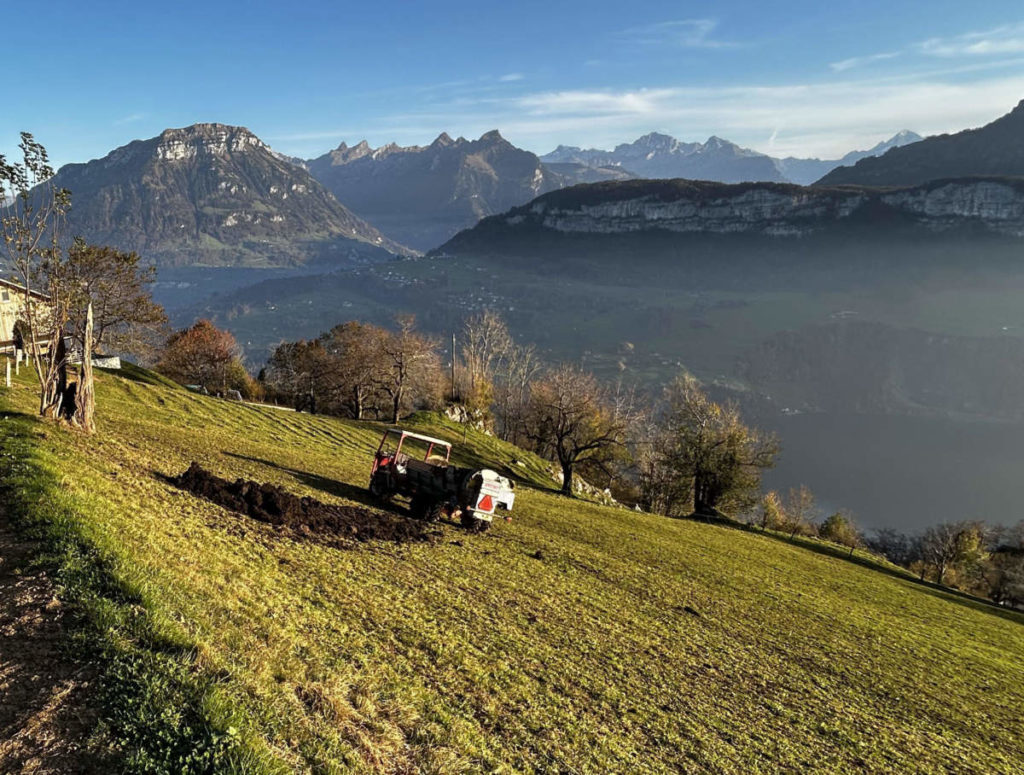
[0,515,100,774]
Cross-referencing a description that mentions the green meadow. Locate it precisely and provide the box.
[2,364,1023,773]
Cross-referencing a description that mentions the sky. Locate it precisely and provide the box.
[3,0,1024,169]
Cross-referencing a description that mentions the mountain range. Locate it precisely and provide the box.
[29,99,1023,266]
[818,99,1024,186]
[305,130,565,251]
[541,131,922,186]
[50,123,409,267]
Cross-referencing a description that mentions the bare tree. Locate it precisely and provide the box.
[460,310,512,411]
[0,133,73,418]
[986,524,1024,606]
[495,341,542,444]
[866,529,916,567]
[378,315,441,424]
[321,321,388,420]
[265,339,334,413]
[785,485,818,538]
[525,364,633,496]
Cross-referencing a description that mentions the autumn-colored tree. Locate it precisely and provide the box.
[525,364,633,496]
[920,521,989,586]
[65,241,167,359]
[784,485,818,538]
[759,490,786,530]
[819,511,861,557]
[657,376,779,516]
[157,320,249,394]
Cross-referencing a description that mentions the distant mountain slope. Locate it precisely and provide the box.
[542,133,788,183]
[439,176,1024,253]
[817,101,1024,186]
[306,130,562,251]
[777,131,922,185]
[52,123,409,267]
[541,131,921,186]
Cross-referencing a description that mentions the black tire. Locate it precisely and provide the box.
[425,500,445,523]
[461,511,491,533]
[369,474,393,501]
[409,494,429,520]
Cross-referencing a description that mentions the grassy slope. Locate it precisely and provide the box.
[4,365,1024,774]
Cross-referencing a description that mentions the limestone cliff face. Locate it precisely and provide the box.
[53,124,411,267]
[529,186,869,236]
[880,181,1024,234]
[442,178,1024,250]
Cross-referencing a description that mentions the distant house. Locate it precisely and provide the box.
[0,278,51,354]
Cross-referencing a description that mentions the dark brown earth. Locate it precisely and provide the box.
[0,516,101,774]
[171,462,438,546]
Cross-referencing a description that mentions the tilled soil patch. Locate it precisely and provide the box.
[170,463,438,546]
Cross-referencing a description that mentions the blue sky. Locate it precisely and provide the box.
[4,0,1024,168]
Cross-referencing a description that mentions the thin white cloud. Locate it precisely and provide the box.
[114,113,145,125]
[499,73,524,82]
[830,52,900,72]
[364,70,1024,159]
[621,19,739,50]
[833,22,1024,74]
[917,23,1024,57]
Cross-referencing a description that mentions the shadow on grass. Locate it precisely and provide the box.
[675,512,1024,626]
[100,362,177,388]
[222,451,384,511]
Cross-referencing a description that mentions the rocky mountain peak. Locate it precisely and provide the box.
[47,124,410,265]
[477,129,506,145]
[431,132,454,147]
[154,123,265,161]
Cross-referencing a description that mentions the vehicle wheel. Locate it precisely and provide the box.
[409,494,429,520]
[461,511,491,533]
[425,500,445,523]
[369,475,393,501]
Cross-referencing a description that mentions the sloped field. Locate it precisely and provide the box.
[2,365,1023,773]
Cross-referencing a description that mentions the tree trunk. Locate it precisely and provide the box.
[72,304,96,434]
[41,336,67,419]
[391,386,403,424]
[560,459,574,496]
[353,387,363,420]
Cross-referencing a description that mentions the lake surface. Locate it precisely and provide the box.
[761,413,1024,532]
